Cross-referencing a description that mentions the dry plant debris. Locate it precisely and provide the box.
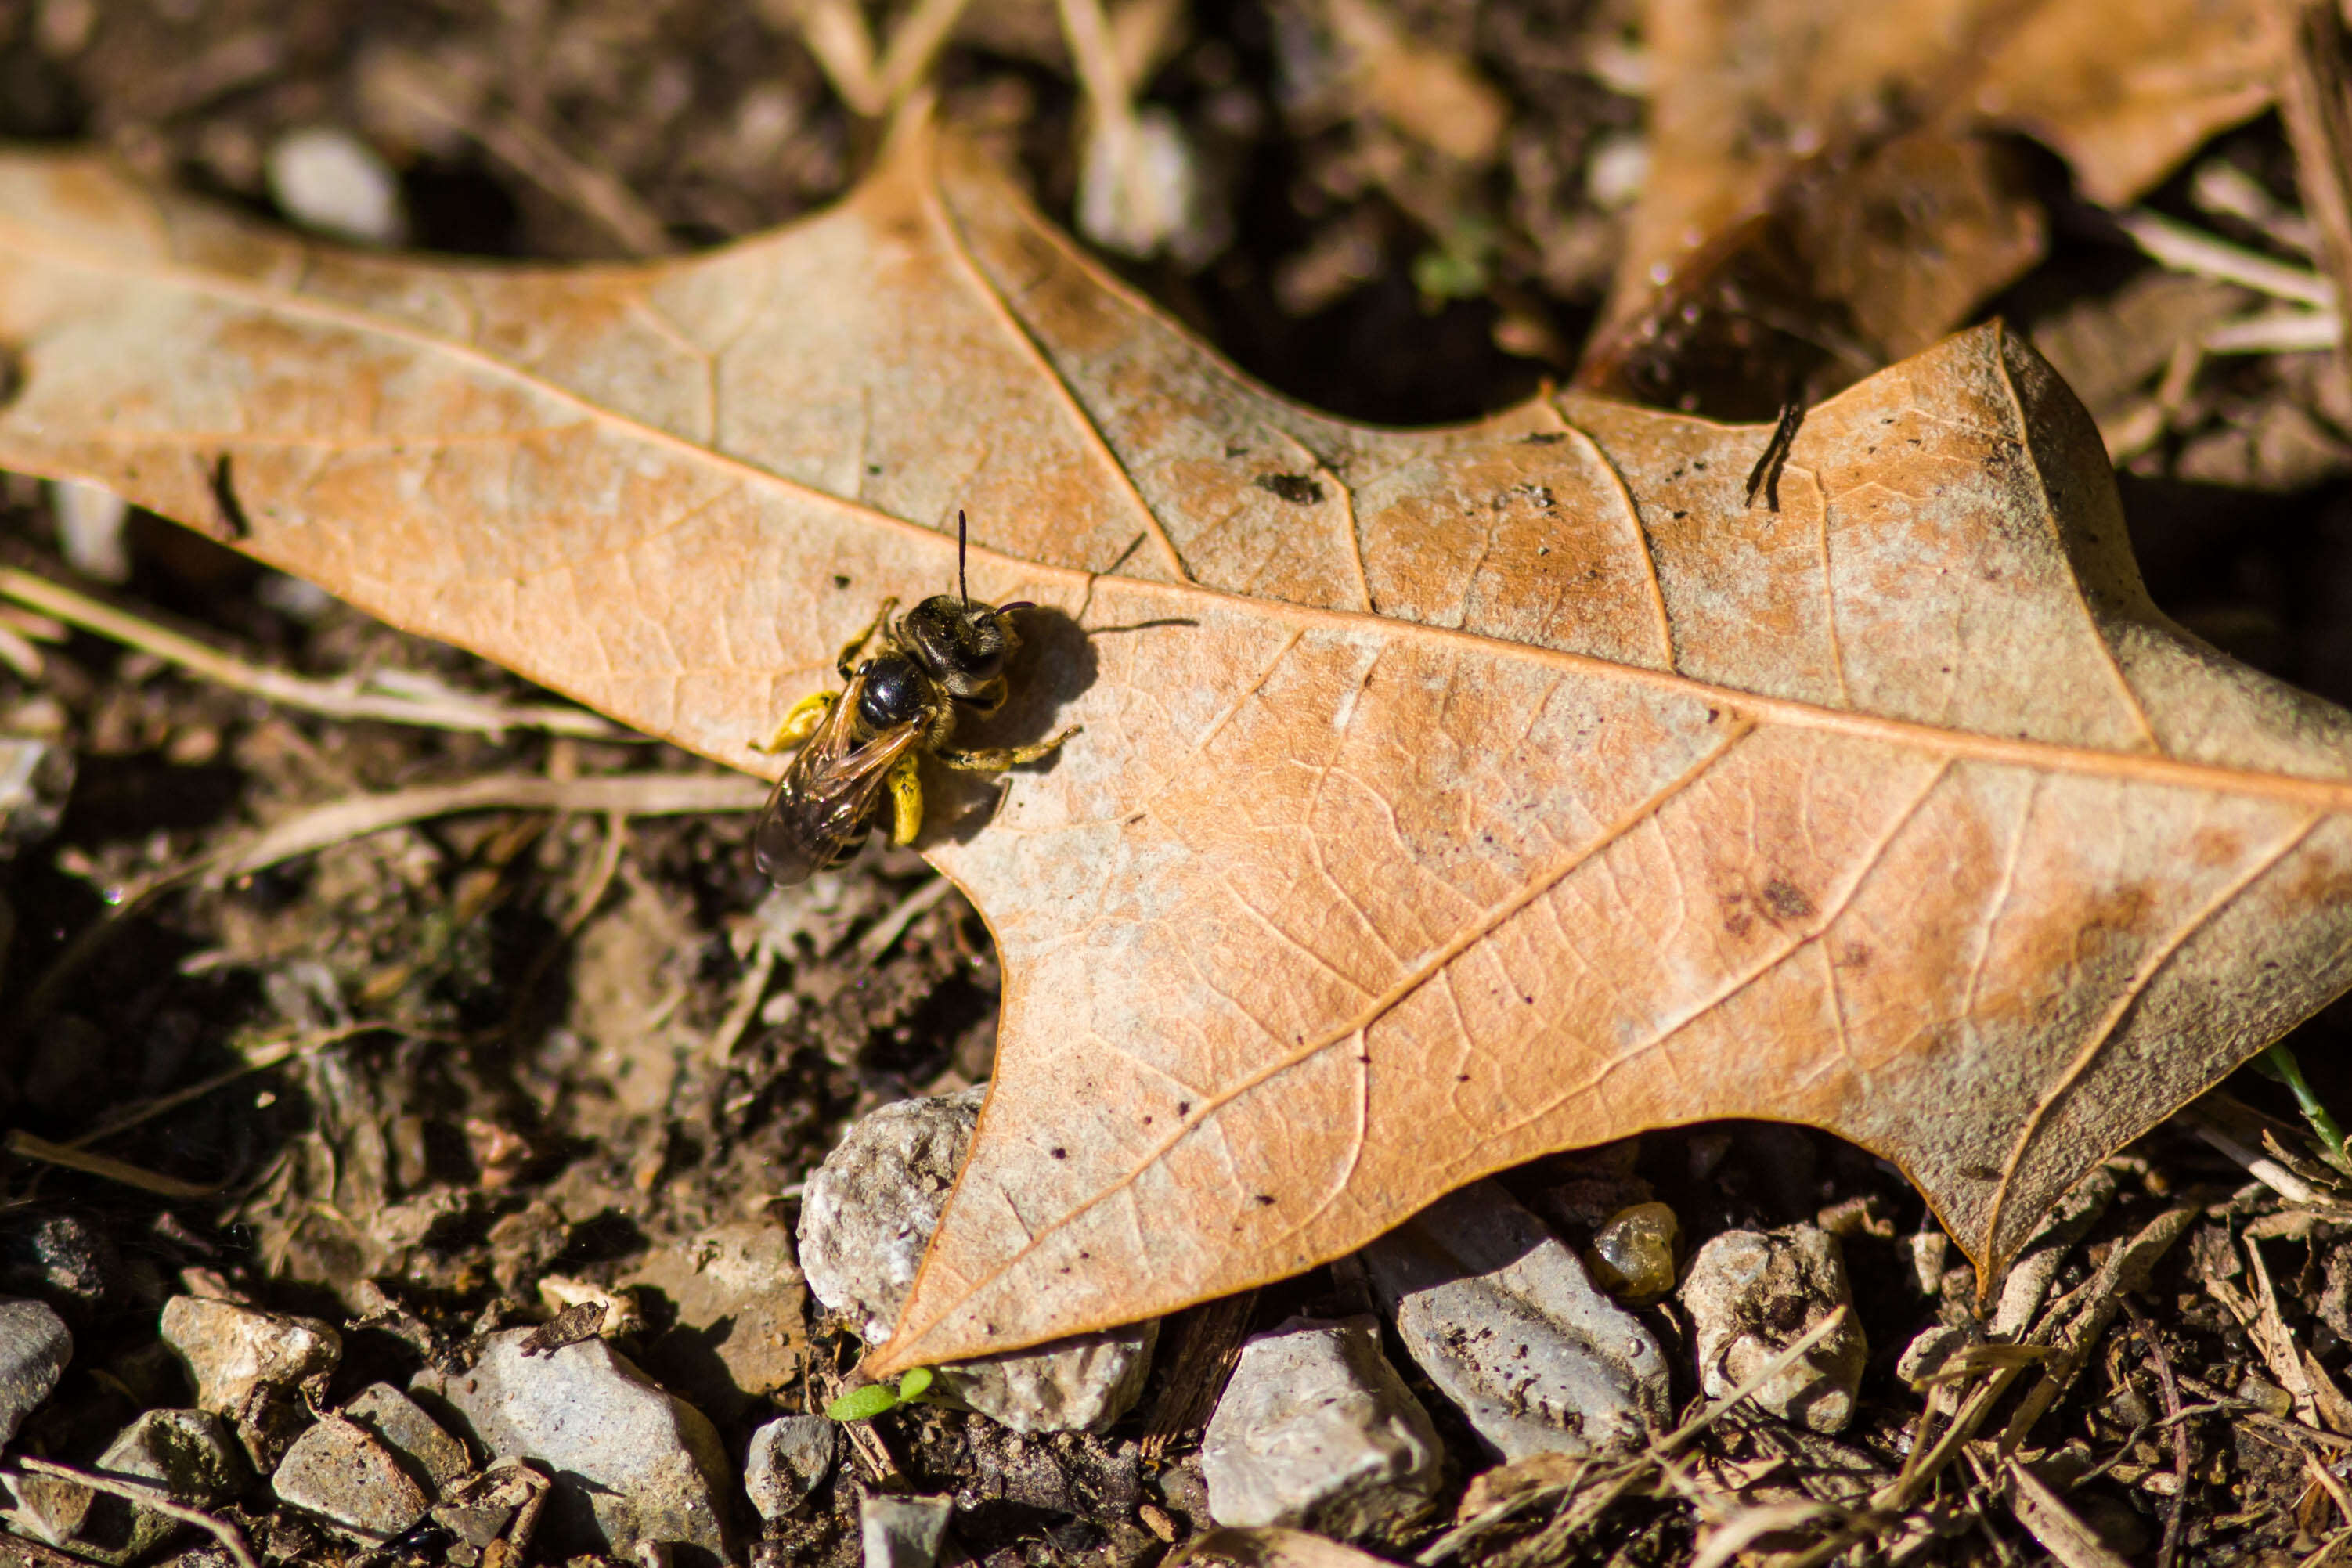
[1,118,2350,1379]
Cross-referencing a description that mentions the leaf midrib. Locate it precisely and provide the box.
[2,200,2350,815]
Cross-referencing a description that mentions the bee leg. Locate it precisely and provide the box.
[936,726,1082,772]
[835,598,900,681]
[753,690,836,755]
[887,752,925,845]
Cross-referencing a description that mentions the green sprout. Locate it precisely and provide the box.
[2256,1042,2350,1174]
[824,1365,936,1422]
[1411,214,1501,308]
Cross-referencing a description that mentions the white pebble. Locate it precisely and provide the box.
[266,127,409,247]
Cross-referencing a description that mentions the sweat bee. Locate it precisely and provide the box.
[753,511,1078,888]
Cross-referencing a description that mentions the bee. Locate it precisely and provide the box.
[753,511,1078,888]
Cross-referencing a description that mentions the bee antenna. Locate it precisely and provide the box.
[957,508,971,608]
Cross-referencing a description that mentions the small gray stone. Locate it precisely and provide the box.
[745,1413,837,1519]
[860,1493,953,1568]
[0,1296,71,1444]
[48,478,129,583]
[1896,1324,1976,1391]
[101,1408,247,1503]
[343,1382,469,1494]
[11,1469,157,1565]
[158,1296,339,1415]
[272,1415,432,1541]
[799,1088,1157,1432]
[10,1409,244,1563]
[1362,1181,1669,1460]
[1202,1315,1441,1539]
[1680,1225,1868,1434]
[430,1459,550,1568]
[625,1221,809,1416]
[413,1327,732,1560]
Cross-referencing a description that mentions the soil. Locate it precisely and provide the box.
[0,2,2350,1566]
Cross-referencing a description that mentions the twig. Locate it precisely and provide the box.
[2186,1112,2325,1204]
[2001,1457,2131,1568]
[2311,1454,2352,1533]
[222,773,766,880]
[1650,1305,1855,1461]
[858,875,954,963]
[2122,1296,2192,1568]
[63,1022,397,1149]
[2193,159,2320,254]
[12,860,213,1037]
[2241,1233,2341,1433]
[363,56,673,256]
[1416,1307,1859,1566]
[1687,1500,1847,1568]
[0,568,615,739]
[2304,1524,2352,1566]
[706,939,781,1065]
[873,0,979,108]
[792,0,886,115]
[560,812,629,937]
[2207,309,2343,354]
[4,1128,219,1199]
[2119,210,2335,308]
[2277,0,2352,372]
[11,1455,258,1568]
[1057,0,1136,142]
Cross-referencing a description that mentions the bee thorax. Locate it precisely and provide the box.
[857,652,933,731]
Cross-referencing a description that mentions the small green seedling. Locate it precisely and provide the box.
[1410,214,1501,308]
[824,1365,936,1422]
[2256,1042,2350,1175]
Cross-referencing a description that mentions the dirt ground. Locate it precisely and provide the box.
[3,1,2352,1565]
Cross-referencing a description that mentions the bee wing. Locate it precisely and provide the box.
[754,676,923,887]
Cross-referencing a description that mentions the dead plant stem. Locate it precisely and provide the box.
[12,1455,259,1568]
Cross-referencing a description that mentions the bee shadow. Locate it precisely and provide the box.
[925,604,1101,846]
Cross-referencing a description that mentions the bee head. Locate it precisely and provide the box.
[903,593,1018,699]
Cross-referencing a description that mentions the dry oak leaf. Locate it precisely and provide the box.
[1585,0,2282,412]
[1,126,2350,1372]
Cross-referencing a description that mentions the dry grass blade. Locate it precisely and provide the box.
[222,773,765,879]
[61,1022,397,1151]
[2119,211,2336,307]
[2306,1524,2352,1566]
[1687,1500,1846,1568]
[0,568,617,739]
[2185,1108,2329,1203]
[2121,1296,2193,1568]
[5,1127,221,1199]
[2277,0,2352,369]
[857,875,953,964]
[361,55,673,256]
[1418,1307,1859,1566]
[2000,1204,2198,1451]
[10,1456,258,1568]
[1173,1527,1393,1567]
[2001,1458,2132,1568]
[2206,309,2343,353]
[2234,1233,2332,1429]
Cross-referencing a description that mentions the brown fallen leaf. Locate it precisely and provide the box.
[1583,0,2285,414]
[1,124,2350,1373]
